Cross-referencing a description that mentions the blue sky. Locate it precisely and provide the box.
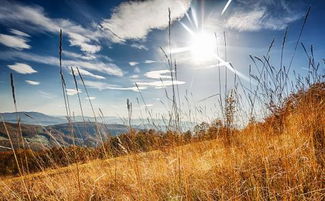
[0,0,324,122]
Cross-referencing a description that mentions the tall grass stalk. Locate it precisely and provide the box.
[126,98,132,131]
[10,73,30,174]
[58,30,71,118]
[4,75,33,200]
[58,30,81,198]
[76,67,107,157]
[71,67,85,123]
[134,83,156,128]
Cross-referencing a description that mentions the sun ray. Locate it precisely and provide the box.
[221,0,233,15]
[190,7,199,29]
[177,1,195,27]
[185,12,194,26]
[180,22,195,36]
[214,54,253,83]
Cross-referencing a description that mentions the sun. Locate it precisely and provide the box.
[189,31,216,64]
[170,7,219,65]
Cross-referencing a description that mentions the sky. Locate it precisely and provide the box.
[0,0,324,123]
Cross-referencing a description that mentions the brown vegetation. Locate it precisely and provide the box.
[0,82,324,200]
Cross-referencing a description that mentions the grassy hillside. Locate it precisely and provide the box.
[0,122,68,151]
[0,122,129,151]
[0,83,323,200]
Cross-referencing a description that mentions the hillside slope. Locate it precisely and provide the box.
[0,122,129,150]
[0,83,323,200]
[1,127,323,200]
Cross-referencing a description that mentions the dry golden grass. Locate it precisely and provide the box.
[0,113,324,201]
[0,83,323,200]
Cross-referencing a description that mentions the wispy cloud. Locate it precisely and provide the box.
[0,0,101,54]
[136,80,185,89]
[63,50,96,61]
[129,74,139,79]
[0,33,30,49]
[25,80,40,85]
[39,90,56,99]
[226,9,265,31]
[85,96,96,100]
[100,0,191,42]
[130,43,148,50]
[129,61,139,66]
[0,51,123,77]
[226,9,301,31]
[70,68,105,80]
[67,32,101,54]
[66,88,81,96]
[144,60,157,64]
[83,80,146,91]
[10,29,30,37]
[67,53,113,63]
[224,0,304,31]
[0,0,192,55]
[64,60,123,77]
[145,70,171,79]
[8,63,37,74]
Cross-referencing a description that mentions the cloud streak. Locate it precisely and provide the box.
[0,51,123,77]
[66,88,81,96]
[226,9,301,31]
[0,33,30,49]
[145,70,171,79]
[144,60,157,64]
[63,51,96,61]
[25,80,40,85]
[10,29,30,37]
[130,43,148,50]
[83,80,145,92]
[136,80,185,89]
[72,68,105,80]
[129,61,139,66]
[85,96,96,100]
[8,63,37,74]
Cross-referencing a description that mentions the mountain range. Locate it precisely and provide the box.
[0,112,197,151]
[0,121,129,151]
[1,112,67,125]
[0,112,196,130]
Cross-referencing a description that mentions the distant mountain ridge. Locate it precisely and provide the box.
[0,121,129,151]
[0,112,197,131]
[0,112,197,151]
[1,112,67,125]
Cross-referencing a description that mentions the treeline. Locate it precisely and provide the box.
[0,123,230,176]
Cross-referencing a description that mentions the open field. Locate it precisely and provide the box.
[1,83,324,200]
[1,128,323,200]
